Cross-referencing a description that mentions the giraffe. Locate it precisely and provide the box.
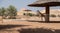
[37,10,45,21]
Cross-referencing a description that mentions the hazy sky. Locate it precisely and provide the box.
[0,0,60,11]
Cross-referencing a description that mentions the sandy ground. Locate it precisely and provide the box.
[0,19,60,30]
[0,21,60,33]
[0,17,60,33]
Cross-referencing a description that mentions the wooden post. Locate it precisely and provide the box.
[45,6,50,22]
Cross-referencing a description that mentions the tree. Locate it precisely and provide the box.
[0,7,6,23]
[7,5,17,19]
[0,8,2,16]
[1,7,6,19]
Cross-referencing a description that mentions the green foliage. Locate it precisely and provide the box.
[50,14,56,17]
[28,13,33,16]
[0,8,2,16]
[23,13,35,16]
[0,7,6,16]
[0,5,17,19]
[7,5,17,16]
[7,5,17,19]
[0,7,7,19]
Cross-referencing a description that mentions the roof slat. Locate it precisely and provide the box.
[28,0,60,7]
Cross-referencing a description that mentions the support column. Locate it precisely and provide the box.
[45,6,50,22]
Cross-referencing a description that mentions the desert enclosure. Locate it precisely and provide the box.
[0,17,60,33]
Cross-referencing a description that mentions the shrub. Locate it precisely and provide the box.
[28,13,33,16]
[50,14,56,17]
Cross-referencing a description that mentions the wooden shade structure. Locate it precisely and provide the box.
[28,0,60,22]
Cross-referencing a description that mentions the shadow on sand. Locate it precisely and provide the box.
[0,25,30,30]
[18,28,60,33]
[27,20,60,23]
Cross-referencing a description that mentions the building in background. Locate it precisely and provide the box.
[16,8,60,21]
[17,8,37,19]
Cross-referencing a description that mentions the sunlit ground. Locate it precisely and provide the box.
[0,17,60,33]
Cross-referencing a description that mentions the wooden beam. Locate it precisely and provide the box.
[45,6,50,22]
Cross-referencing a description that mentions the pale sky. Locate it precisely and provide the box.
[0,0,60,11]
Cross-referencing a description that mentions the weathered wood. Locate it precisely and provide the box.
[45,6,50,22]
[37,10,45,21]
[28,0,60,7]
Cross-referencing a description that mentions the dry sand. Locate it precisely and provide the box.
[0,21,60,33]
[0,19,60,30]
[0,17,60,33]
